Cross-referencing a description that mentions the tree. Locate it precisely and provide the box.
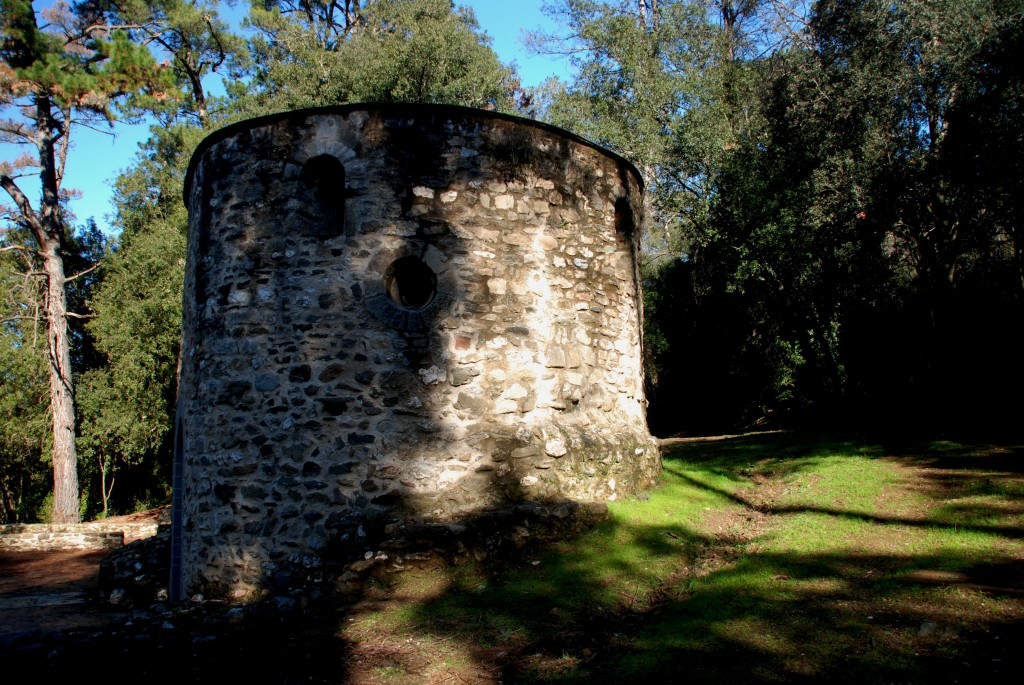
[76,219,185,516]
[789,0,1024,424]
[534,0,1023,433]
[68,1,243,515]
[77,123,194,515]
[242,0,517,114]
[672,0,1024,430]
[77,0,248,126]
[530,1,807,430]
[530,1,790,264]
[0,0,173,521]
[0,238,49,522]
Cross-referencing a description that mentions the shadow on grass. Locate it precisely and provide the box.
[389,432,1024,684]
[664,464,1024,540]
[9,432,1022,684]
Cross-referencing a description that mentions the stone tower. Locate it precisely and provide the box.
[172,104,660,599]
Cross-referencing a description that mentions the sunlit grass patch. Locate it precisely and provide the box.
[479,455,763,614]
[369,664,409,682]
[517,651,585,681]
[346,600,422,636]
[773,454,899,512]
[930,486,1024,530]
[625,453,752,518]
[336,432,1023,684]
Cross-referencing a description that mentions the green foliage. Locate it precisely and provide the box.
[0,263,50,522]
[328,433,1024,683]
[533,1,768,261]
[75,121,200,514]
[2,0,199,521]
[1,0,176,118]
[75,0,249,124]
[77,216,185,491]
[241,0,517,114]
[80,217,185,437]
[0,2,238,517]
[0,220,112,521]
[638,0,1024,433]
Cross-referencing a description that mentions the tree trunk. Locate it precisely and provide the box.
[98,454,114,518]
[43,242,80,523]
[28,83,82,524]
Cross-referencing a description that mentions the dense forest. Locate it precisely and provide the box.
[1,0,1021,523]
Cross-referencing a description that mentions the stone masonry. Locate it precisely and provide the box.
[175,104,661,599]
[0,522,159,551]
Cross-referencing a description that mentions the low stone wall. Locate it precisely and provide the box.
[0,522,160,552]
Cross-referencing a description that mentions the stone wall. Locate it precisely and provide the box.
[0,522,159,552]
[177,104,660,599]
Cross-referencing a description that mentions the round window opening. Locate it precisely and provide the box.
[385,256,437,310]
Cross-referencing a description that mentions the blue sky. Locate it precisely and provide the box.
[40,0,574,235]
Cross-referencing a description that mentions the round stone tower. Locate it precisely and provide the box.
[173,104,660,599]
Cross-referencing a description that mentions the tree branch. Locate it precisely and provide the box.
[76,22,157,41]
[65,263,99,283]
[55,106,73,188]
[0,244,39,256]
[1,313,47,324]
[0,173,44,238]
[205,14,228,72]
[0,121,36,144]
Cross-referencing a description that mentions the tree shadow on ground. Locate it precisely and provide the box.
[380,432,1024,684]
[6,432,1023,684]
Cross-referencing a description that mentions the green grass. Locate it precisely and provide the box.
[370,664,408,681]
[338,433,1024,683]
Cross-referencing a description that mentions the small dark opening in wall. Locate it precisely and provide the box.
[615,197,635,236]
[302,154,345,235]
[385,256,437,310]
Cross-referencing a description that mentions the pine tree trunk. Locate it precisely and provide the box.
[42,240,80,523]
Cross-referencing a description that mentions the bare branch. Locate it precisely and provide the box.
[0,245,45,262]
[0,173,44,238]
[65,262,99,283]
[0,120,36,144]
[55,105,73,187]
[205,14,229,72]
[768,0,814,49]
[72,117,117,137]
[1,313,47,324]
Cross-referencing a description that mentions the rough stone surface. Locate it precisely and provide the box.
[98,526,172,606]
[177,104,660,599]
[0,523,159,552]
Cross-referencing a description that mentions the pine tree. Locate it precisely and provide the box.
[0,0,173,521]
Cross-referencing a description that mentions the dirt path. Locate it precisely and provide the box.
[0,508,167,640]
[0,549,131,639]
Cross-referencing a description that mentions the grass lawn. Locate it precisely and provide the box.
[333,432,1024,684]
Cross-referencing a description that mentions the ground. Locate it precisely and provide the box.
[0,507,169,640]
[0,549,125,638]
[1,434,1022,684]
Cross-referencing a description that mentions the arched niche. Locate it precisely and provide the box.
[301,154,346,236]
